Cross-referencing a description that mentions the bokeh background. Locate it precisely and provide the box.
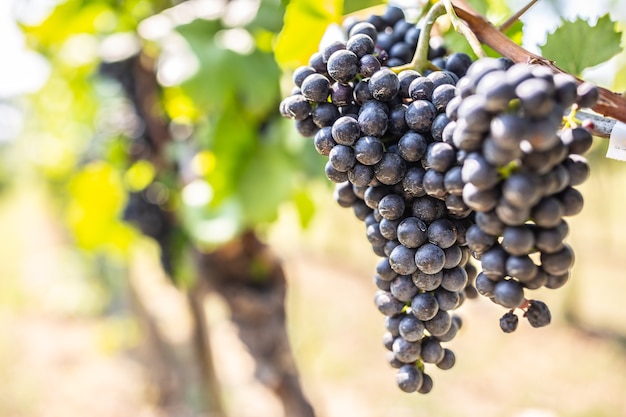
[1,1,626,417]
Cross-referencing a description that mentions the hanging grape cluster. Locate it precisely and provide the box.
[279,5,598,394]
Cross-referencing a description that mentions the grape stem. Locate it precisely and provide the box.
[393,1,447,74]
[570,110,616,139]
[498,0,539,32]
[392,0,485,74]
[442,0,486,58]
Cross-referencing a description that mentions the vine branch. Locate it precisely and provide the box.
[450,0,626,124]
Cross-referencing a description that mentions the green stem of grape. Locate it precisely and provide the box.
[392,0,486,74]
[442,0,487,59]
[392,1,447,74]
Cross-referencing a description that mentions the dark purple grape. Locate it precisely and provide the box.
[412,270,442,292]
[389,244,418,275]
[359,54,381,78]
[415,243,446,274]
[375,290,406,316]
[396,364,423,393]
[397,217,428,249]
[499,311,519,333]
[369,68,400,102]
[328,144,356,172]
[301,73,330,103]
[408,76,435,101]
[375,152,406,185]
[399,315,425,342]
[392,336,422,363]
[576,81,599,108]
[525,299,551,327]
[411,292,439,321]
[390,274,419,303]
[493,279,524,308]
[312,102,340,128]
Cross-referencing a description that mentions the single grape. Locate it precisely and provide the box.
[358,100,389,137]
[475,272,497,297]
[301,73,330,103]
[506,254,538,283]
[436,348,456,370]
[375,290,406,316]
[525,299,551,327]
[398,131,428,162]
[420,337,444,364]
[393,336,422,363]
[415,243,446,274]
[493,279,525,308]
[411,292,439,321]
[540,244,574,275]
[378,194,406,220]
[499,311,519,333]
[397,217,428,249]
[396,364,423,393]
[389,244,418,275]
[328,144,356,172]
[501,225,535,256]
[411,268,442,291]
[369,68,400,102]
[405,100,437,133]
[424,309,452,336]
[441,266,468,292]
[427,218,457,249]
[375,152,407,185]
[480,245,508,280]
[399,315,425,342]
[391,274,419,303]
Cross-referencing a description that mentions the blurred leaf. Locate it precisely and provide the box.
[274,0,343,69]
[176,20,281,119]
[343,0,385,15]
[246,0,286,34]
[67,161,134,251]
[238,141,295,225]
[291,188,316,228]
[540,14,622,76]
[124,160,155,191]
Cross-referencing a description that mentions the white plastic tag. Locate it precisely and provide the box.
[606,121,626,161]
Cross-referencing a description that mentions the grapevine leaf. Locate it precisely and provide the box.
[246,0,286,34]
[66,161,134,251]
[343,0,385,15]
[291,188,316,228]
[540,14,622,76]
[274,0,343,69]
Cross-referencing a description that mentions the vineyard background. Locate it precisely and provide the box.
[2,0,626,416]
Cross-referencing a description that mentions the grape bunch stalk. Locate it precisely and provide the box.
[279,3,598,394]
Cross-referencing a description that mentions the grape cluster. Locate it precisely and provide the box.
[279,4,598,394]
[448,58,597,332]
[280,6,481,394]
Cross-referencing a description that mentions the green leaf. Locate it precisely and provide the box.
[176,19,281,119]
[246,0,286,34]
[274,0,343,69]
[238,142,295,226]
[540,14,622,76]
[343,0,385,15]
[291,187,316,228]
